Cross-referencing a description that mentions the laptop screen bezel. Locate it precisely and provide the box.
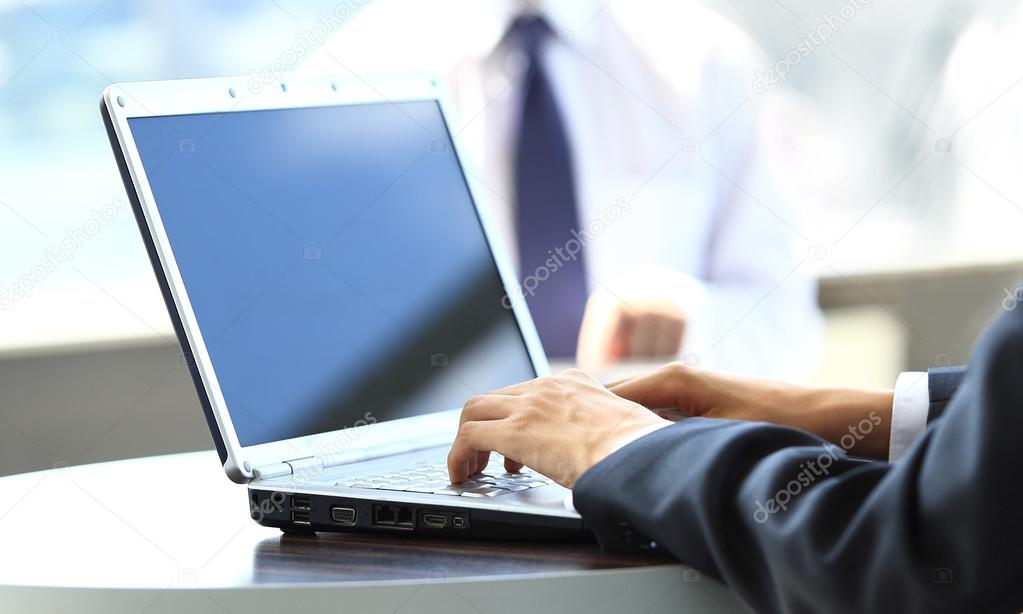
[102,73,549,483]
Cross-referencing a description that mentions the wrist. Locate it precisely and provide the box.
[795,386,894,459]
[588,412,671,471]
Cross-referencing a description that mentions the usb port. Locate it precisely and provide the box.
[421,513,447,529]
[291,509,311,525]
[331,506,357,525]
[290,495,311,510]
[452,516,466,529]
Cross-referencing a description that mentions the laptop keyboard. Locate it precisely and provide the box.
[337,458,554,498]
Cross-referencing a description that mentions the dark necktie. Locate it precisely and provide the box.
[510,15,589,358]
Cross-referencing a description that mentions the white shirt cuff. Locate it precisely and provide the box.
[609,420,673,455]
[889,372,930,463]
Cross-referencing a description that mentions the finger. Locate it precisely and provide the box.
[447,419,511,483]
[609,365,685,410]
[460,394,514,424]
[504,456,524,473]
[472,451,490,476]
[603,374,636,388]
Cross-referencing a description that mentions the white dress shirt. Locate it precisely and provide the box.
[303,0,823,380]
[889,371,930,462]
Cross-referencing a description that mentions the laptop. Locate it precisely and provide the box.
[100,73,585,539]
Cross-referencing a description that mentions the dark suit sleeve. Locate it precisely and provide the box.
[573,307,1023,614]
[926,366,966,423]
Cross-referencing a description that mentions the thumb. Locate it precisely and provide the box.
[609,365,683,408]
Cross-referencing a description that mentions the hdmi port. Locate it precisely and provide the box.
[421,513,447,529]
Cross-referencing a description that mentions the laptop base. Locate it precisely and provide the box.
[249,488,590,541]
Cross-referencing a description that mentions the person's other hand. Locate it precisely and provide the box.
[576,288,685,369]
[447,369,671,487]
[608,363,797,423]
[609,363,894,460]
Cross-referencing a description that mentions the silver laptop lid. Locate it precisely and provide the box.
[101,74,549,483]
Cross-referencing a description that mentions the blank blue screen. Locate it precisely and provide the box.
[128,101,535,447]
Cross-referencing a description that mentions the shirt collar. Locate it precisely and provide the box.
[490,0,606,52]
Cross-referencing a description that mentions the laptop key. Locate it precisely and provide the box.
[432,486,466,496]
[406,483,450,493]
[344,481,382,489]
[498,474,532,481]
[462,485,510,497]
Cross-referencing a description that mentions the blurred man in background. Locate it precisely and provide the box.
[306,0,822,380]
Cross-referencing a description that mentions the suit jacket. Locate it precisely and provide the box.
[928,366,966,423]
[574,304,1023,614]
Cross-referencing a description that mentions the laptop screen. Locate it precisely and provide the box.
[127,100,536,447]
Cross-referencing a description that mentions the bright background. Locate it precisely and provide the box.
[1,0,1021,476]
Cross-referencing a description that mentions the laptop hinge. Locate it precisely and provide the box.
[250,462,291,480]
[251,456,324,481]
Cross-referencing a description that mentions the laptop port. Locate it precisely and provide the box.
[290,495,311,510]
[290,509,311,525]
[331,506,357,525]
[421,513,447,529]
[373,505,395,525]
[372,504,414,528]
[452,515,466,529]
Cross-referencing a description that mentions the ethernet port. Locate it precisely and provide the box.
[372,505,414,528]
[373,505,396,525]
